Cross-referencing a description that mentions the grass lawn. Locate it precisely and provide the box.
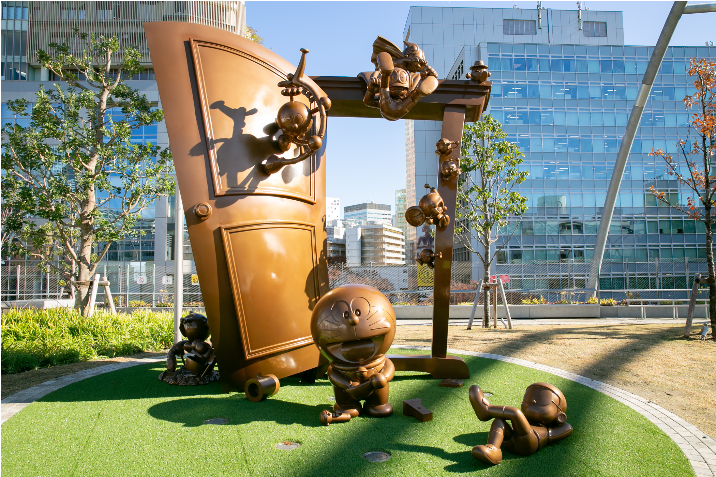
[1,350,692,477]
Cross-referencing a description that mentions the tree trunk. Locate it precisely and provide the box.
[704,206,715,337]
[483,263,490,328]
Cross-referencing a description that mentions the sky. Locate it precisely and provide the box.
[245,1,716,216]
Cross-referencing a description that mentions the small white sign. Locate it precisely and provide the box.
[136,275,147,285]
[162,275,173,285]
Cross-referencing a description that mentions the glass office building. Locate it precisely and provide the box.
[403,5,714,288]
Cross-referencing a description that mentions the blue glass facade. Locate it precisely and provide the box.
[404,6,715,286]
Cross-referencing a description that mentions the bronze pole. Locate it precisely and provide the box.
[431,105,466,358]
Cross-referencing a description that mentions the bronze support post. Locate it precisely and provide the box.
[388,105,470,379]
[431,105,466,357]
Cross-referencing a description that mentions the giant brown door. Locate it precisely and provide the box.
[145,22,327,392]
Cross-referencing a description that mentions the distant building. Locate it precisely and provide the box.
[326,197,341,223]
[394,189,410,261]
[326,220,346,261]
[345,224,406,266]
[344,202,392,226]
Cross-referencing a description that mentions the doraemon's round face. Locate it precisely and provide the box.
[311,285,396,365]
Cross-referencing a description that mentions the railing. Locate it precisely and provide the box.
[1,259,712,309]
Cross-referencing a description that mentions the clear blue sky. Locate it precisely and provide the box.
[245,1,715,215]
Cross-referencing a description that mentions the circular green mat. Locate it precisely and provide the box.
[1,350,691,477]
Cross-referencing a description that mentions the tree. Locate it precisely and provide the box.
[456,115,529,327]
[245,26,264,45]
[649,58,716,336]
[1,31,175,316]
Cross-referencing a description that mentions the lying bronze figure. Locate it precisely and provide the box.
[469,383,573,465]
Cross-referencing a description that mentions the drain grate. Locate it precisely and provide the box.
[363,451,391,462]
[275,441,300,450]
[203,418,229,425]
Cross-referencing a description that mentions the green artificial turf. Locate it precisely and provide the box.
[1,350,692,477]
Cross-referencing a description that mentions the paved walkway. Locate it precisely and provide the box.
[2,349,715,476]
[0,357,164,425]
[396,317,697,326]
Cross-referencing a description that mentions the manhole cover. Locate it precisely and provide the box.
[363,451,391,462]
[275,441,300,450]
[203,418,229,425]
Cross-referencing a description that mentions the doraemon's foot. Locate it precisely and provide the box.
[364,403,393,417]
[469,385,491,421]
[472,444,502,465]
[334,403,361,418]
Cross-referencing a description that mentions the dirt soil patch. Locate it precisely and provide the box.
[394,323,716,440]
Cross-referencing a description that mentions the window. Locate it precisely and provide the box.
[504,19,536,36]
[583,21,607,38]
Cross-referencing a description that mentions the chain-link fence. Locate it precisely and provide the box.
[2,258,712,307]
[1,263,203,308]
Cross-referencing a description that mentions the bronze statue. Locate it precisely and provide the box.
[466,60,491,84]
[159,312,219,386]
[262,48,331,174]
[362,36,438,121]
[436,138,461,179]
[311,284,396,420]
[416,248,441,269]
[145,22,492,388]
[405,184,450,229]
[469,383,573,465]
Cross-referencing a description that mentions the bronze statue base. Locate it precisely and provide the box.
[159,367,220,386]
[387,354,470,379]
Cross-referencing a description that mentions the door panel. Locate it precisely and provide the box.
[222,221,319,360]
[191,40,315,202]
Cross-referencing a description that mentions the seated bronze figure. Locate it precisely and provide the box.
[469,383,573,465]
[159,312,219,386]
[311,284,396,421]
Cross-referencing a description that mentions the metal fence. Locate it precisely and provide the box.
[1,263,203,308]
[1,258,712,307]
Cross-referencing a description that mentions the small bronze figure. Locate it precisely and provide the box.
[466,60,491,84]
[262,48,331,175]
[159,312,219,386]
[436,138,462,179]
[311,284,396,419]
[469,383,573,465]
[416,248,441,269]
[319,410,352,426]
[362,37,438,121]
[405,185,450,229]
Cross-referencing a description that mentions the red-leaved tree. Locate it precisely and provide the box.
[650,58,715,337]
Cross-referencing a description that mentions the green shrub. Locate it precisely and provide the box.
[1,308,174,374]
[600,298,617,306]
[128,300,149,308]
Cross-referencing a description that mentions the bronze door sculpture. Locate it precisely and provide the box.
[145,22,328,392]
[145,22,492,388]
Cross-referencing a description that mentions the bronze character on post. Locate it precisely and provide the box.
[362,37,439,121]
